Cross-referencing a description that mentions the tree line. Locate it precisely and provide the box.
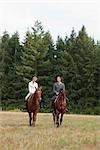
[0,21,100,114]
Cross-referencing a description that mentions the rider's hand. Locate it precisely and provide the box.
[56,92,59,95]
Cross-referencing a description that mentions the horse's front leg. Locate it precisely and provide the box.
[56,111,60,128]
[60,113,63,126]
[32,111,37,127]
[29,112,32,126]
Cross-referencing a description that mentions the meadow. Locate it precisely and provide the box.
[0,111,100,150]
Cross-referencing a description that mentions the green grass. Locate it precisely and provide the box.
[0,112,100,150]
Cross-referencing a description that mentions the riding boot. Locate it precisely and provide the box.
[40,101,42,109]
[66,108,69,112]
[25,95,31,110]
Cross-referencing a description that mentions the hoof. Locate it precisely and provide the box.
[56,122,59,128]
[57,124,59,128]
[32,122,35,127]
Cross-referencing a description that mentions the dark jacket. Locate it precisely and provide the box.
[53,82,65,95]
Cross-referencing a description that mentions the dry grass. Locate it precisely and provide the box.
[0,112,100,150]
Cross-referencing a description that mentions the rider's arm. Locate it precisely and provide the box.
[53,83,58,95]
[62,83,65,92]
[35,82,38,89]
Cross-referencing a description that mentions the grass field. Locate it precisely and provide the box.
[0,112,100,150]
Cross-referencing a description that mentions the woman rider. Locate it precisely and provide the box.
[50,76,67,112]
[25,76,38,101]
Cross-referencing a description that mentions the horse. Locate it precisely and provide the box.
[26,87,42,127]
[52,89,66,127]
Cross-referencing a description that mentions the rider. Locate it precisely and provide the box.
[50,76,66,112]
[25,75,38,101]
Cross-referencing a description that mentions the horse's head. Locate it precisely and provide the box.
[55,88,66,116]
[58,89,65,100]
[34,87,42,102]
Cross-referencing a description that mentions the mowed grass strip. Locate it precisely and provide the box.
[0,112,100,150]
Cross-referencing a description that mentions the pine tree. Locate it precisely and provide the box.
[0,31,10,100]
[17,21,53,110]
[8,32,22,100]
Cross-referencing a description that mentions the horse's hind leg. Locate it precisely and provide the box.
[29,112,32,126]
[60,113,63,126]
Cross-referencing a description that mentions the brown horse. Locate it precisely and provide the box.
[52,90,66,127]
[26,87,42,127]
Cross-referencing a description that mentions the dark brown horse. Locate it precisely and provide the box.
[26,87,42,127]
[52,90,66,127]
